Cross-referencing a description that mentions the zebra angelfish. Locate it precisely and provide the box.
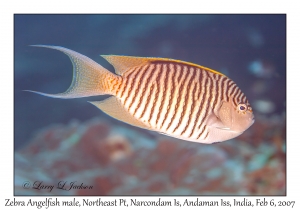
[26,45,254,144]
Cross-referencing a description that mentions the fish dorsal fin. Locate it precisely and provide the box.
[101,55,150,76]
[101,55,225,76]
[89,96,149,130]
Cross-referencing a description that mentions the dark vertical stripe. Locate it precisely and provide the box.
[225,80,234,102]
[187,71,200,138]
[197,125,207,140]
[166,64,184,131]
[133,65,151,116]
[123,67,142,106]
[211,74,221,116]
[197,72,213,140]
[148,65,163,123]
[227,83,237,98]
[234,89,242,106]
[161,64,175,129]
[120,68,136,98]
[219,75,226,103]
[238,92,245,103]
[230,85,238,106]
[180,67,196,135]
[209,72,217,114]
[173,66,192,132]
[139,67,157,119]
[242,94,247,103]
[139,83,154,121]
[128,65,148,110]
[189,69,205,138]
[204,129,209,140]
[157,64,169,128]
[196,70,211,132]
[211,73,219,115]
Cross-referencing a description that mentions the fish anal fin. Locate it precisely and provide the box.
[101,55,152,76]
[90,96,149,130]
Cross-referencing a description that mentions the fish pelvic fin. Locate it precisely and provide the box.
[27,45,117,99]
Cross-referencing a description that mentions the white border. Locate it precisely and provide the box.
[2,1,298,209]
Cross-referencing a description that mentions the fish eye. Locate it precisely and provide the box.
[237,103,247,112]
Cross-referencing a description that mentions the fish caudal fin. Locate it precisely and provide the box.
[25,45,114,99]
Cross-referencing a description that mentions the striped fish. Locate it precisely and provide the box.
[27,45,254,144]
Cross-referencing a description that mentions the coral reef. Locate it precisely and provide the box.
[15,113,286,195]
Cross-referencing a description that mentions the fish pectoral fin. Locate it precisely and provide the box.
[207,112,224,127]
[208,125,231,131]
[215,127,231,130]
[101,55,151,76]
[89,96,149,130]
[206,112,231,130]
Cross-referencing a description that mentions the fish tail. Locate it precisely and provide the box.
[24,45,117,98]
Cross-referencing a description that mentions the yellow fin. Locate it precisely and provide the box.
[101,55,150,76]
[101,55,225,76]
[149,57,225,76]
[166,59,225,76]
[89,96,149,130]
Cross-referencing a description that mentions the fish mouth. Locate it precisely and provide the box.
[251,116,255,125]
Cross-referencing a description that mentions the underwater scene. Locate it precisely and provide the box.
[14,14,286,195]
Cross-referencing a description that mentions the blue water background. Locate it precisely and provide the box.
[15,14,286,150]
